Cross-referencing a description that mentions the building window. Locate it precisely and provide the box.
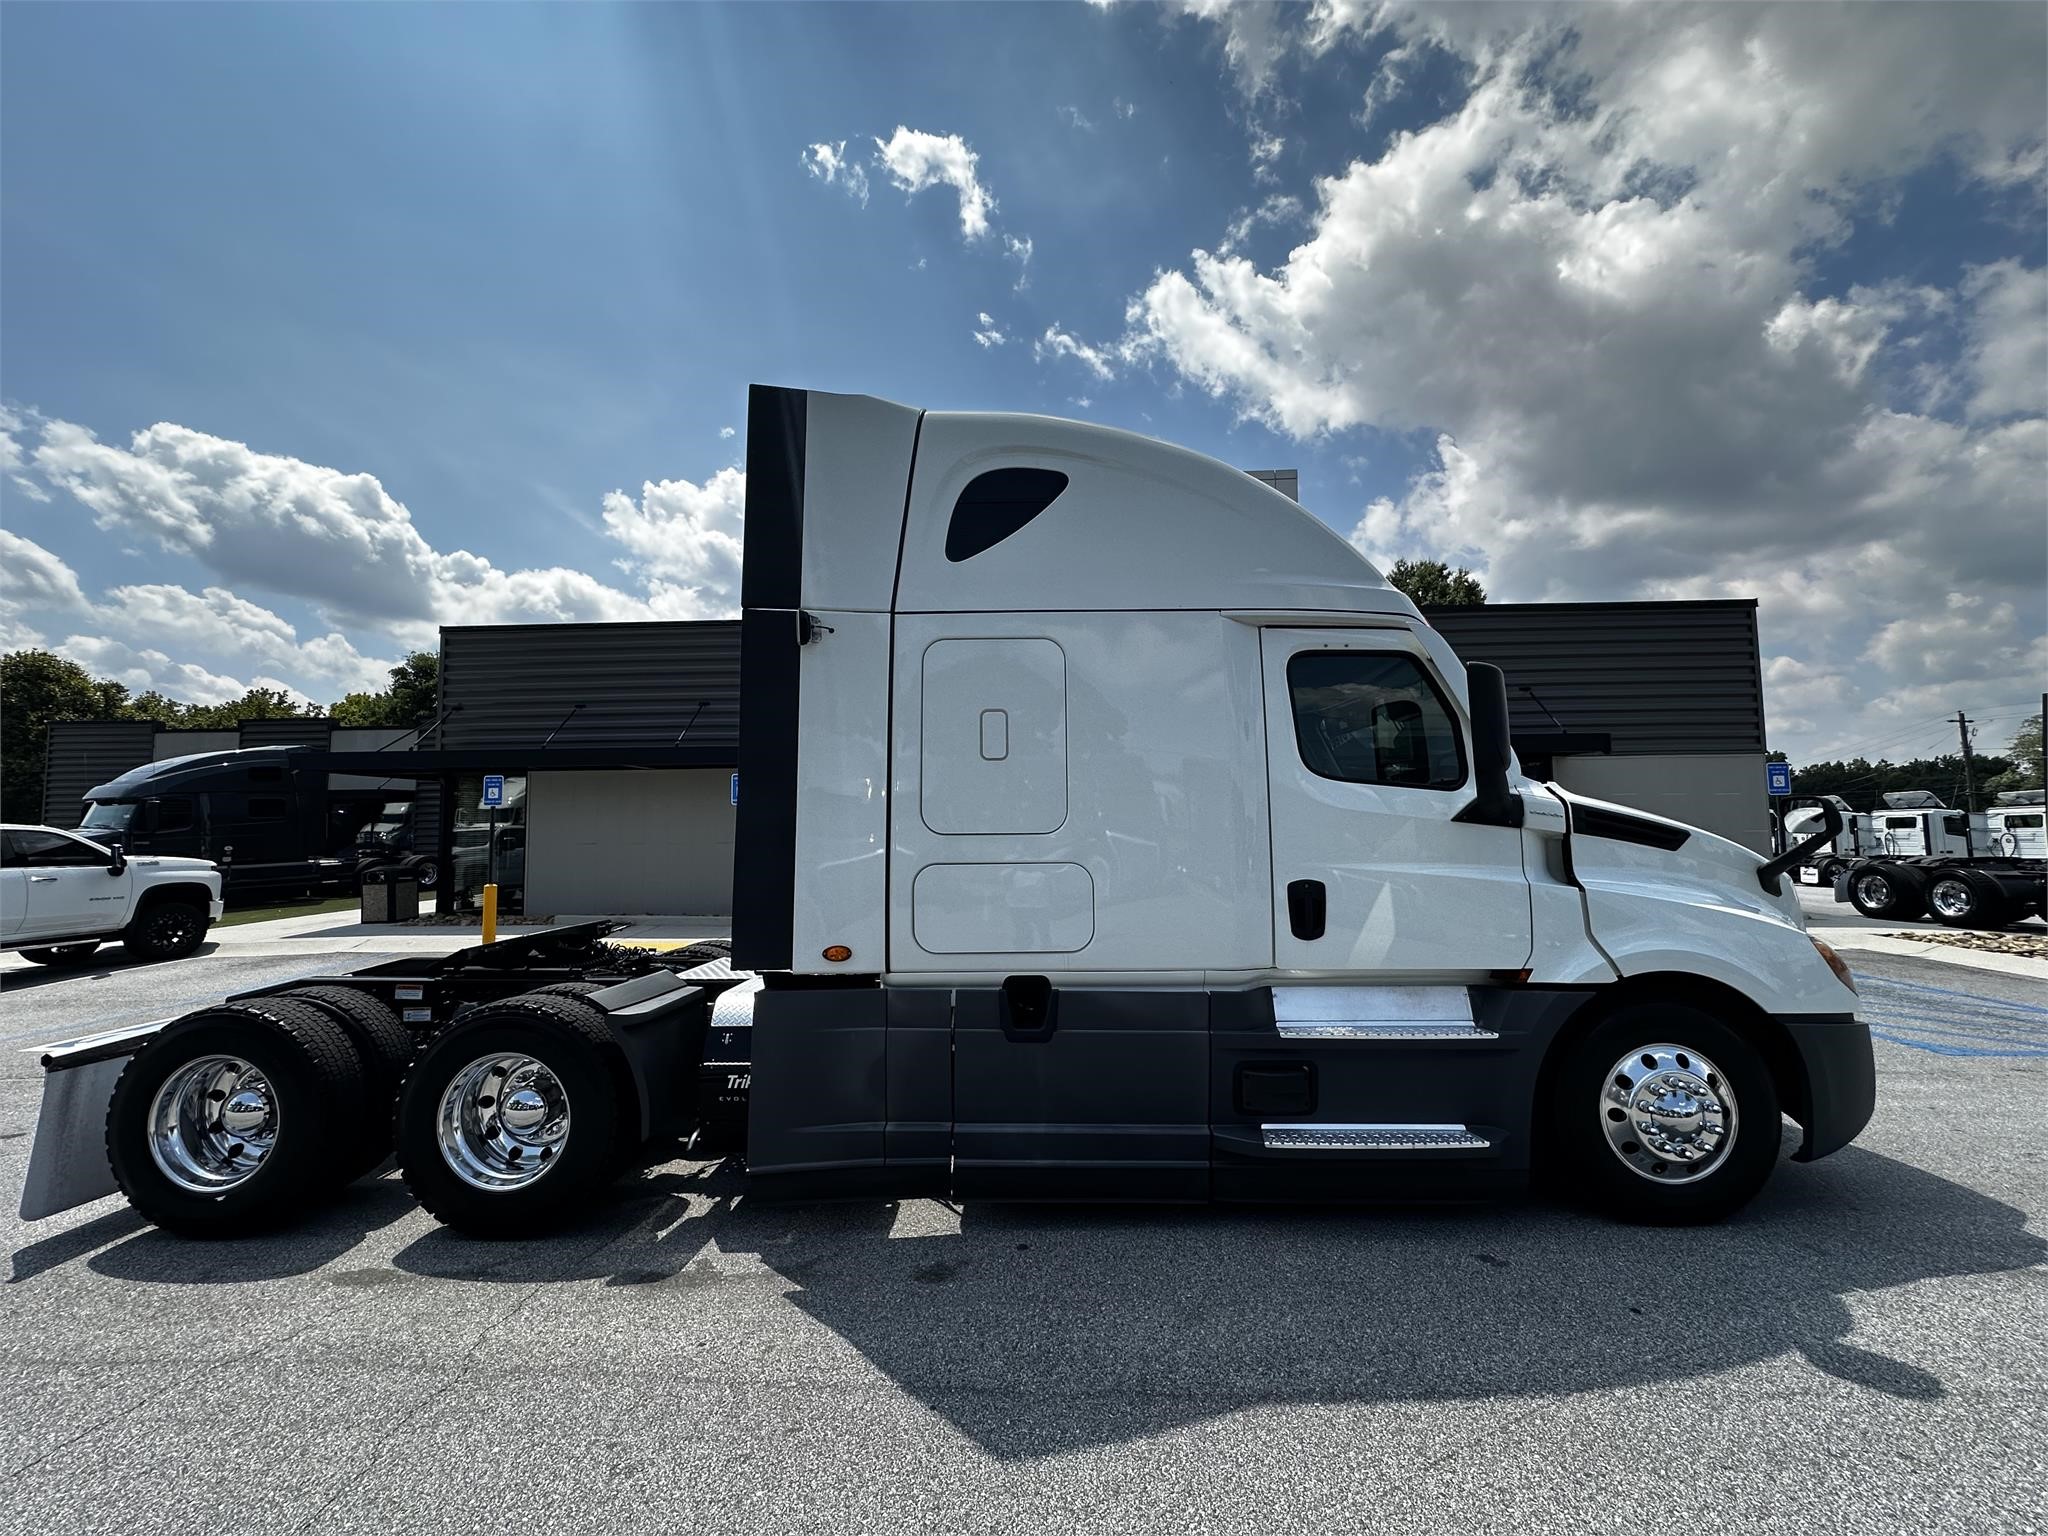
[1286,651,1467,791]
[449,774,527,916]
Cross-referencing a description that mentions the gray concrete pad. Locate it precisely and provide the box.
[2,948,2043,1534]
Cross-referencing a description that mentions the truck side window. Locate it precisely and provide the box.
[1286,651,1466,791]
[8,829,111,867]
[152,798,195,833]
[246,798,288,821]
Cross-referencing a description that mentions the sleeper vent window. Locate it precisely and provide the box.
[945,468,1068,562]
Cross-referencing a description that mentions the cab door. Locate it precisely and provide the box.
[10,828,130,939]
[1261,629,1531,975]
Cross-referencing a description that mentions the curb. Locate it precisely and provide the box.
[1822,930,2048,981]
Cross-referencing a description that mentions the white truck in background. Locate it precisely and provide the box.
[19,385,1872,1241]
[1792,790,2047,928]
[2,823,223,966]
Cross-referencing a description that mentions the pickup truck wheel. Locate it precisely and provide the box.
[106,1000,370,1235]
[1549,1004,1780,1225]
[404,857,440,890]
[124,898,210,961]
[1927,869,2015,930]
[17,942,101,966]
[396,996,635,1237]
[1847,863,1927,921]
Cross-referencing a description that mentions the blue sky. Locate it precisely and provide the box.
[2,2,2043,763]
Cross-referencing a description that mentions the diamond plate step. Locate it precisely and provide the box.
[1274,1022,1500,1041]
[1261,1123,1493,1151]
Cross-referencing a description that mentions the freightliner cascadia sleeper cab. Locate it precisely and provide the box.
[19,386,1872,1237]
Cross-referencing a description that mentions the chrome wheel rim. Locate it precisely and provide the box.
[1929,879,1973,918]
[149,1055,279,1193]
[1853,872,1893,909]
[437,1054,570,1191]
[1599,1044,1736,1185]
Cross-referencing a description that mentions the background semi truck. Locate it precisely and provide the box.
[72,746,432,899]
[1786,790,2047,927]
[20,384,1872,1238]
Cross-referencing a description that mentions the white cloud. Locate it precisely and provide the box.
[599,465,747,617]
[1114,97,1137,120]
[1059,105,1097,132]
[1035,325,1118,382]
[874,126,994,241]
[3,412,759,698]
[801,140,870,205]
[1960,260,2048,421]
[719,425,736,440]
[1004,234,1034,290]
[1115,0,2047,759]
[973,313,1009,348]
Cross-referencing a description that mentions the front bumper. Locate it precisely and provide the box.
[1781,1012,1875,1162]
[208,896,225,923]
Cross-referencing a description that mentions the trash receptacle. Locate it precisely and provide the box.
[359,865,420,924]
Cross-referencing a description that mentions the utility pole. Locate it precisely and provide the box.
[1953,711,1979,813]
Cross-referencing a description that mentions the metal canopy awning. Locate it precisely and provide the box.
[303,743,737,779]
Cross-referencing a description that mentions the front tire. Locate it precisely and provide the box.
[1549,1003,1781,1225]
[124,898,209,961]
[17,942,101,967]
[396,995,636,1237]
[106,999,370,1235]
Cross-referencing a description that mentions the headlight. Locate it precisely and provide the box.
[1811,937,1856,994]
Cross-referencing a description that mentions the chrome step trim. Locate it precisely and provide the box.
[1274,1022,1500,1041]
[1261,1123,1493,1151]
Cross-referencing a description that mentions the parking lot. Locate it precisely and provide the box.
[2,937,2044,1535]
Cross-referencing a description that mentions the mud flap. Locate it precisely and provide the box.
[18,1020,166,1221]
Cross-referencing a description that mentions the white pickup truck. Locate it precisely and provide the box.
[1,823,223,965]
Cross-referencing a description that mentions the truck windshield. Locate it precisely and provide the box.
[80,802,138,831]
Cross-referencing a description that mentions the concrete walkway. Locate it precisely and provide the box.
[1820,925,2048,983]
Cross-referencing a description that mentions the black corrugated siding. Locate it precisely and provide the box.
[1426,601,1764,754]
[438,621,742,758]
[240,717,333,749]
[41,721,158,826]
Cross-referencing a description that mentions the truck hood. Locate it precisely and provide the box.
[129,855,221,876]
[1557,788,1803,929]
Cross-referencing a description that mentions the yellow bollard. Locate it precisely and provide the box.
[481,882,498,945]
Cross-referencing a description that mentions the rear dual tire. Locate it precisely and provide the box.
[395,994,637,1238]
[106,999,369,1235]
[1926,869,2018,930]
[1847,863,1928,921]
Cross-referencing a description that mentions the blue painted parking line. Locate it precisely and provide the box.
[1859,975,2048,1058]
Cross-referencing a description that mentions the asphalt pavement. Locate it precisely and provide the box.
[1,942,2044,1535]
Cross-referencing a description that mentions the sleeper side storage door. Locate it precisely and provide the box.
[1262,628,1533,976]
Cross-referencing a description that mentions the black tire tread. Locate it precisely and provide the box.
[124,894,211,960]
[282,986,418,1175]
[397,994,636,1235]
[107,997,370,1234]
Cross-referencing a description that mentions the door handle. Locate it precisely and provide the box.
[1286,879,1326,941]
[28,875,58,883]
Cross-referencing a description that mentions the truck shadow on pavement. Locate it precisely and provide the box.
[372,1142,2044,1460]
[0,944,223,992]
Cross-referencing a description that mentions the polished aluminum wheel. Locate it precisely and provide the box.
[1853,872,1895,910]
[1928,878,1974,919]
[149,1055,280,1193]
[1599,1044,1736,1185]
[437,1054,571,1191]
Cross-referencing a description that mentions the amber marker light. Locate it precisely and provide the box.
[1811,937,1856,994]
[822,945,853,963]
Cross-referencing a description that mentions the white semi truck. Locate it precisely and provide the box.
[20,385,1871,1237]
[1791,790,2047,927]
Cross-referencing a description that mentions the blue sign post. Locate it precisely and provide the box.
[1766,762,1792,797]
[730,773,739,807]
[481,774,505,808]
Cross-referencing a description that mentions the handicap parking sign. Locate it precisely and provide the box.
[482,774,505,808]
[1766,762,1792,797]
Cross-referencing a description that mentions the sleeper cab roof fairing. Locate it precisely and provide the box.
[749,384,1416,621]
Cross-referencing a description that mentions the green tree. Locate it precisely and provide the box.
[0,650,129,820]
[173,687,314,731]
[1983,713,2044,796]
[330,650,439,729]
[1387,558,1486,607]
[1779,752,2016,811]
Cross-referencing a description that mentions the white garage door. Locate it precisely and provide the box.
[524,769,734,915]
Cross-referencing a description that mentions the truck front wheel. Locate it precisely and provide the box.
[1548,1004,1781,1225]
[106,1000,370,1235]
[396,996,636,1237]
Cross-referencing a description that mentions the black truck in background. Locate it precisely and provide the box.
[72,746,433,900]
